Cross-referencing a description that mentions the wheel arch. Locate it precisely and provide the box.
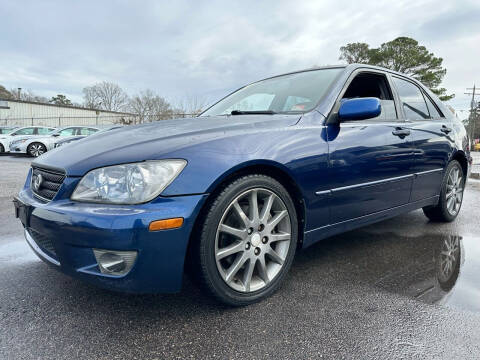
[450,150,469,178]
[184,161,307,273]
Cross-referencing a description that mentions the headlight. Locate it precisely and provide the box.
[71,160,187,204]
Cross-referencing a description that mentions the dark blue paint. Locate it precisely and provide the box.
[338,97,381,120]
[17,64,470,293]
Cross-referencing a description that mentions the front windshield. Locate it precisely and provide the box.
[202,68,343,116]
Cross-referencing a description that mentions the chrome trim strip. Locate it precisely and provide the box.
[24,229,60,266]
[315,190,332,196]
[315,168,445,196]
[415,168,443,176]
[316,174,414,195]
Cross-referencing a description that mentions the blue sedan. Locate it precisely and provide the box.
[14,64,471,305]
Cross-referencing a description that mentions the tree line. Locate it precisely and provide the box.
[0,82,207,123]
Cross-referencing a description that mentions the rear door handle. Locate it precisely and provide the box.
[392,127,411,137]
[441,125,452,134]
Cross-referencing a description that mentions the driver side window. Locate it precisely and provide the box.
[341,73,397,120]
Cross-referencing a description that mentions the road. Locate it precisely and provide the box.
[1,154,480,359]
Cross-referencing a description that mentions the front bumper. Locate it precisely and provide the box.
[9,142,28,153]
[15,186,208,293]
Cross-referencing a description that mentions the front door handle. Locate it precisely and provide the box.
[392,127,411,138]
[441,125,452,134]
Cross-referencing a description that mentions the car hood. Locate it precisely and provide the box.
[34,114,301,176]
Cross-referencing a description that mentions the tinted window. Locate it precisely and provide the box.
[393,77,429,120]
[79,127,99,135]
[13,127,35,135]
[37,127,53,135]
[424,94,443,118]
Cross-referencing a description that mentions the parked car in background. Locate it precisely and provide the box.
[14,64,470,306]
[53,126,123,149]
[0,126,55,153]
[9,126,101,157]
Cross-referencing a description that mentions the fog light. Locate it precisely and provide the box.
[93,249,137,276]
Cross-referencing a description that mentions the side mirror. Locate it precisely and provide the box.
[338,97,381,121]
[52,133,60,137]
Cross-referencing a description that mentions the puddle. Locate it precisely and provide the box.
[0,238,38,263]
[372,234,480,313]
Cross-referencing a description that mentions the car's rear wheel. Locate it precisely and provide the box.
[27,142,47,157]
[423,160,465,222]
[195,174,298,306]
[0,144,4,153]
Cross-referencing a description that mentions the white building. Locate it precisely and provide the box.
[0,99,135,127]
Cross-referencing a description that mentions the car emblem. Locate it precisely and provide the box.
[32,174,43,192]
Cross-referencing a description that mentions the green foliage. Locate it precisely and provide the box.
[339,37,454,101]
[49,94,72,106]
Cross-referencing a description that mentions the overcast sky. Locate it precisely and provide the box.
[1,0,479,116]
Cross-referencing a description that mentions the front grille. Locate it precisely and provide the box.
[27,228,57,257]
[31,166,65,201]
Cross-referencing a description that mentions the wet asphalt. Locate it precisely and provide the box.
[1,154,480,359]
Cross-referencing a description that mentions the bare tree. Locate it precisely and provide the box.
[9,88,49,103]
[174,95,209,117]
[82,82,129,111]
[129,89,174,123]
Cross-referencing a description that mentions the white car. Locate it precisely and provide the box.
[9,126,101,157]
[0,126,55,153]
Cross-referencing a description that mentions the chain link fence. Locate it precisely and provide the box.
[0,113,197,127]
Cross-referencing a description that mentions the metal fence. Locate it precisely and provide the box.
[0,114,197,127]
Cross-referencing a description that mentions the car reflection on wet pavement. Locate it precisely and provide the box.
[372,234,477,312]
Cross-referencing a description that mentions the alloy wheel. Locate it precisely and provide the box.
[438,236,460,283]
[29,144,46,157]
[215,188,291,293]
[445,166,463,216]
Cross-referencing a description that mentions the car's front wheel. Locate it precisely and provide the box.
[27,142,47,157]
[423,160,465,222]
[195,174,298,306]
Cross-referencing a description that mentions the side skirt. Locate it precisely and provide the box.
[302,195,439,248]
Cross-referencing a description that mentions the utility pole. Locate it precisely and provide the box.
[465,85,479,146]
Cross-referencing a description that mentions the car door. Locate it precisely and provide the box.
[391,76,454,202]
[326,70,414,223]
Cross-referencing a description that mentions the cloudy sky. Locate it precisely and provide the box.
[1,0,479,116]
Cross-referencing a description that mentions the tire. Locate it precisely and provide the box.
[194,174,298,306]
[0,144,4,153]
[27,142,47,157]
[423,160,465,222]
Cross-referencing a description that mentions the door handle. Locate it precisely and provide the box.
[392,127,411,137]
[441,125,452,134]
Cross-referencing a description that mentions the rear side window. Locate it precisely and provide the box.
[58,128,77,136]
[79,128,99,135]
[423,94,443,118]
[37,127,52,135]
[392,77,429,120]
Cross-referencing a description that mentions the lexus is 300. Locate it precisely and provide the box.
[14,64,470,305]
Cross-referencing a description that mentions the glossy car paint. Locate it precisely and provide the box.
[16,64,470,293]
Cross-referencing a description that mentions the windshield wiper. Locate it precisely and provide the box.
[230,110,277,115]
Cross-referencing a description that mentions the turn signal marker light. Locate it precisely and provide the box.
[149,217,184,231]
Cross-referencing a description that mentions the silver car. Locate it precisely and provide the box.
[0,126,55,153]
[9,126,101,157]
